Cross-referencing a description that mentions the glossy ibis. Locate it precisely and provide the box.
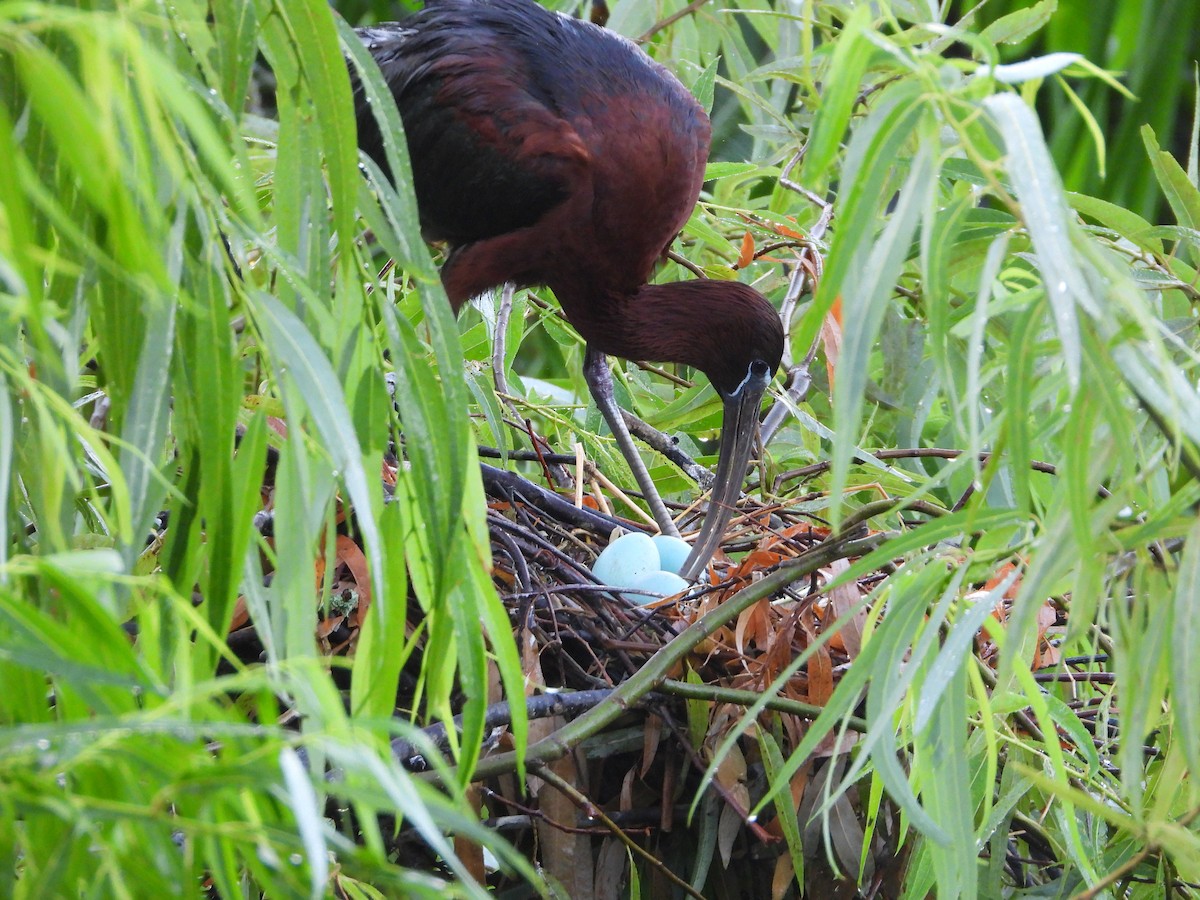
[354,0,783,581]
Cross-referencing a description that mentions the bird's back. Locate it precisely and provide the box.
[355,0,711,295]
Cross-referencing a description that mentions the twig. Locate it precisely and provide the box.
[665,248,707,279]
[759,146,832,446]
[589,466,661,529]
[492,283,515,397]
[622,409,711,486]
[637,0,712,43]
[633,360,694,388]
[481,463,641,536]
[391,689,619,768]
[1072,813,1184,899]
[658,679,868,732]
[772,448,1069,494]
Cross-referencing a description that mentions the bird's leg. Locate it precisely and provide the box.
[583,347,682,537]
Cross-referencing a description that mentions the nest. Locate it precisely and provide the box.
[222,441,1096,895]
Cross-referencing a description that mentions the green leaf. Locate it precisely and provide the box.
[800,4,873,186]
[980,0,1057,45]
[1143,124,1200,264]
[251,292,387,619]
[1172,516,1200,778]
[985,93,1088,388]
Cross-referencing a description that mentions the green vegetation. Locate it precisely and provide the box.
[1,0,1197,896]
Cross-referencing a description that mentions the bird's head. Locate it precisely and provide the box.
[696,282,784,405]
[678,281,782,579]
[617,279,783,580]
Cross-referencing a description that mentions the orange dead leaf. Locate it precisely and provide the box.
[317,614,346,640]
[228,597,250,633]
[984,562,1022,597]
[803,610,834,706]
[1032,603,1061,669]
[771,218,805,241]
[821,296,843,391]
[737,231,755,268]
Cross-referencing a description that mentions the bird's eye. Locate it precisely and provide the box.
[750,359,771,379]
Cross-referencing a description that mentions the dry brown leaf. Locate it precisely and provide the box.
[522,625,544,692]
[641,713,663,777]
[620,766,636,812]
[334,535,371,627]
[594,837,627,900]
[316,615,345,640]
[984,562,1022,597]
[770,218,805,240]
[228,597,250,633]
[803,613,834,706]
[826,558,867,659]
[772,853,796,900]
[714,743,749,810]
[529,716,593,895]
[718,802,742,869]
[734,548,785,575]
[453,784,487,887]
[734,598,771,656]
[759,613,799,685]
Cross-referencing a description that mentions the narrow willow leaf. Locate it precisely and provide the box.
[798,77,925,360]
[279,747,329,899]
[1111,343,1200,447]
[705,161,757,180]
[1067,191,1163,254]
[211,0,258,113]
[801,4,872,185]
[691,56,718,114]
[979,52,1082,83]
[0,374,12,575]
[1189,65,1199,186]
[915,570,1019,732]
[831,140,936,523]
[339,18,435,280]
[1055,75,1106,179]
[1043,692,1101,779]
[251,293,386,618]
[257,0,357,245]
[918,663,974,899]
[350,501,409,719]
[985,93,1088,387]
[1171,517,1200,778]
[689,792,720,892]
[980,0,1057,45]
[1143,124,1200,265]
[846,564,961,845]
[119,290,176,568]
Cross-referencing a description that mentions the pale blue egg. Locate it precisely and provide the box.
[625,570,690,605]
[592,532,659,588]
[651,535,693,575]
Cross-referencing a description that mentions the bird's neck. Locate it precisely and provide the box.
[552,280,708,371]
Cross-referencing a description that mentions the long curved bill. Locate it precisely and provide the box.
[678,384,767,581]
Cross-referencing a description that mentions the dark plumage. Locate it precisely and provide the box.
[355,0,783,579]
